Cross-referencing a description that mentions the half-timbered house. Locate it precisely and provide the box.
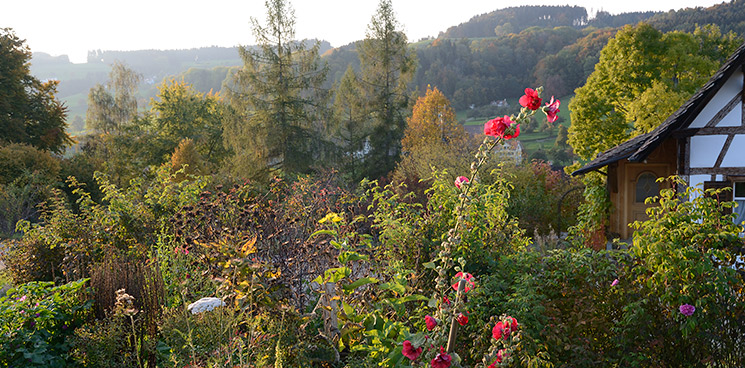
[572,42,745,239]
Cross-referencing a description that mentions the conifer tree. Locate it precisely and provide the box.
[225,0,329,180]
[332,66,368,181]
[356,0,417,180]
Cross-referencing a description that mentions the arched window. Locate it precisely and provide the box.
[635,172,659,203]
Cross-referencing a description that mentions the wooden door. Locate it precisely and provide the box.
[622,164,670,238]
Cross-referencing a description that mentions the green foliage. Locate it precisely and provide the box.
[225,0,330,181]
[0,143,60,185]
[0,279,92,368]
[86,61,142,135]
[504,160,582,235]
[568,23,741,161]
[0,28,72,154]
[626,177,745,365]
[567,172,610,249]
[356,0,417,179]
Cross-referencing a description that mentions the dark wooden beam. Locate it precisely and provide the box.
[673,125,745,138]
[689,167,745,175]
[714,135,735,168]
[705,91,743,128]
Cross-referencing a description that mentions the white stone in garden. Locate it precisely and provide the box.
[187,297,226,314]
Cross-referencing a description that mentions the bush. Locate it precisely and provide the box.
[0,279,91,367]
[0,143,60,186]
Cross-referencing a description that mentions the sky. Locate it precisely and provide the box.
[3,0,729,63]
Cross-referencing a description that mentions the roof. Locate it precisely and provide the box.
[572,41,745,176]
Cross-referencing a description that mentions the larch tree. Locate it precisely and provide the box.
[332,66,368,181]
[394,85,472,183]
[225,0,329,180]
[0,28,71,154]
[357,0,417,180]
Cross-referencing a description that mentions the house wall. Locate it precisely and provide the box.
[688,70,743,128]
[608,138,677,239]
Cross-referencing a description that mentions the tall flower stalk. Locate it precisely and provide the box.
[412,87,556,366]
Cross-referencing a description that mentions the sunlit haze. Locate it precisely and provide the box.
[3,0,728,63]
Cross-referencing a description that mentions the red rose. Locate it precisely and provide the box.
[543,96,560,123]
[425,315,437,331]
[484,116,520,140]
[402,340,422,361]
[519,88,542,110]
[457,313,468,326]
[431,346,452,368]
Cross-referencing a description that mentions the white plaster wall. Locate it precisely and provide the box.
[716,103,742,127]
[720,134,745,167]
[689,70,744,128]
[689,135,728,167]
[688,174,710,201]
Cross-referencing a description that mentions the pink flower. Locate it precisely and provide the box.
[611,279,619,287]
[431,346,452,368]
[18,295,27,302]
[519,88,542,110]
[457,312,468,326]
[679,304,696,316]
[452,272,475,293]
[543,96,560,123]
[484,116,520,140]
[454,176,469,189]
[425,315,437,331]
[402,340,422,361]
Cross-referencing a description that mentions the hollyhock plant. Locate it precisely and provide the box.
[452,272,475,292]
[431,346,452,368]
[519,88,542,110]
[543,96,560,123]
[402,340,423,361]
[492,316,518,340]
[454,176,469,189]
[484,116,520,140]
[457,313,468,326]
[487,350,506,367]
[426,315,438,331]
[679,304,696,316]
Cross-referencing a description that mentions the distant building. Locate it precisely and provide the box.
[494,140,523,165]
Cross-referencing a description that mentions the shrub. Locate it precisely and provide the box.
[0,143,60,186]
[0,279,91,367]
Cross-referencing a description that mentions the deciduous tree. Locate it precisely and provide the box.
[0,28,71,153]
[86,61,142,135]
[568,23,740,161]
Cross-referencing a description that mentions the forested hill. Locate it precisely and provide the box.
[438,5,658,39]
[647,0,745,35]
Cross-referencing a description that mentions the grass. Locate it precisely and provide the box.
[458,94,573,156]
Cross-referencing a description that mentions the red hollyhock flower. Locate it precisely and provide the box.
[454,176,469,189]
[519,88,542,110]
[457,313,468,326]
[492,321,506,340]
[487,350,505,368]
[484,116,520,140]
[506,316,518,334]
[431,346,452,368]
[425,315,437,331]
[543,96,560,123]
[402,340,422,361]
[452,272,475,293]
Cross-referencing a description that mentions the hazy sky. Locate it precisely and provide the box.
[3,0,728,63]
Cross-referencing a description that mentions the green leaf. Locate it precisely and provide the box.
[310,229,336,238]
[339,251,369,264]
[422,261,436,269]
[378,281,406,295]
[343,277,379,293]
